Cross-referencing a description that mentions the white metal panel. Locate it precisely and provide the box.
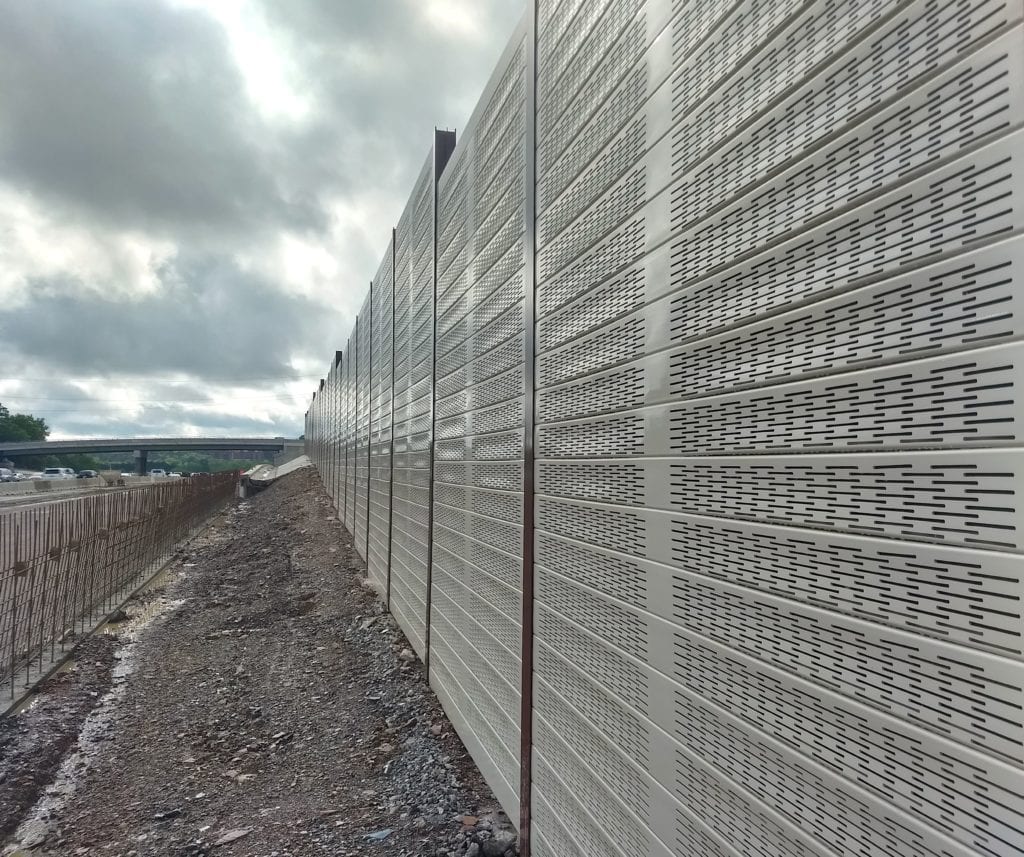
[367,240,394,594]
[533,0,1024,855]
[389,152,435,658]
[354,293,372,561]
[304,0,1024,848]
[429,11,531,820]
[344,338,356,535]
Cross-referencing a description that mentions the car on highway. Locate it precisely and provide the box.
[76,469,99,479]
[168,472,182,478]
[0,468,15,482]
[41,467,76,480]
[148,469,167,477]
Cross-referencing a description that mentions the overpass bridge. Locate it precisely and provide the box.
[0,437,292,474]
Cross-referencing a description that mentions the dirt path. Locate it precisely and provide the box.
[1,467,517,856]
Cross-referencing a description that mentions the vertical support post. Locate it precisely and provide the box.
[518,5,538,852]
[134,449,148,476]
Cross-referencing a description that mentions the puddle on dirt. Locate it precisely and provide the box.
[6,660,80,718]
[99,564,179,638]
[2,566,188,855]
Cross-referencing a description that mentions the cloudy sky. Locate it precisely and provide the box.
[0,0,524,439]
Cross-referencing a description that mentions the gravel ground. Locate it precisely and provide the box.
[0,636,119,842]
[1,467,518,856]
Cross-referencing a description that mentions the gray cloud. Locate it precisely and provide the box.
[259,1,525,194]
[0,0,525,438]
[0,0,321,240]
[0,368,308,441]
[0,255,339,382]
[0,0,521,241]
[48,408,303,441]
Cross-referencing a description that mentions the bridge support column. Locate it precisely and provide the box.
[134,449,148,476]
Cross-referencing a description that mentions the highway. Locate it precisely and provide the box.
[0,477,183,511]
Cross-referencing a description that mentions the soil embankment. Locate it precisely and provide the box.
[0,467,516,856]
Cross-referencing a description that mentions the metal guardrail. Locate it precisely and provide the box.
[0,473,237,700]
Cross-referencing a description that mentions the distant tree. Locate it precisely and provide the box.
[0,403,49,443]
[0,404,103,470]
[63,453,103,471]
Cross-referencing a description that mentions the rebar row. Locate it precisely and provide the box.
[0,473,237,697]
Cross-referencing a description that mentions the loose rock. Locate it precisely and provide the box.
[214,827,251,846]
[0,469,516,856]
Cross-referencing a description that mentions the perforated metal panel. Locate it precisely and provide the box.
[335,349,347,524]
[310,390,316,473]
[329,352,343,510]
[318,368,329,500]
[532,2,1024,857]
[329,362,335,505]
[317,369,325,495]
[327,358,335,505]
[388,151,438,658]
[308,390,318,477]
[429,13,531,819]
[322,363,330,501]
[340,355,347,513]
[302,0,1024,850]
[366,240,395,594]
[315,380,325,482]
[344,337,356,535]
[353,295,373,562]
[311,339,353,534]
